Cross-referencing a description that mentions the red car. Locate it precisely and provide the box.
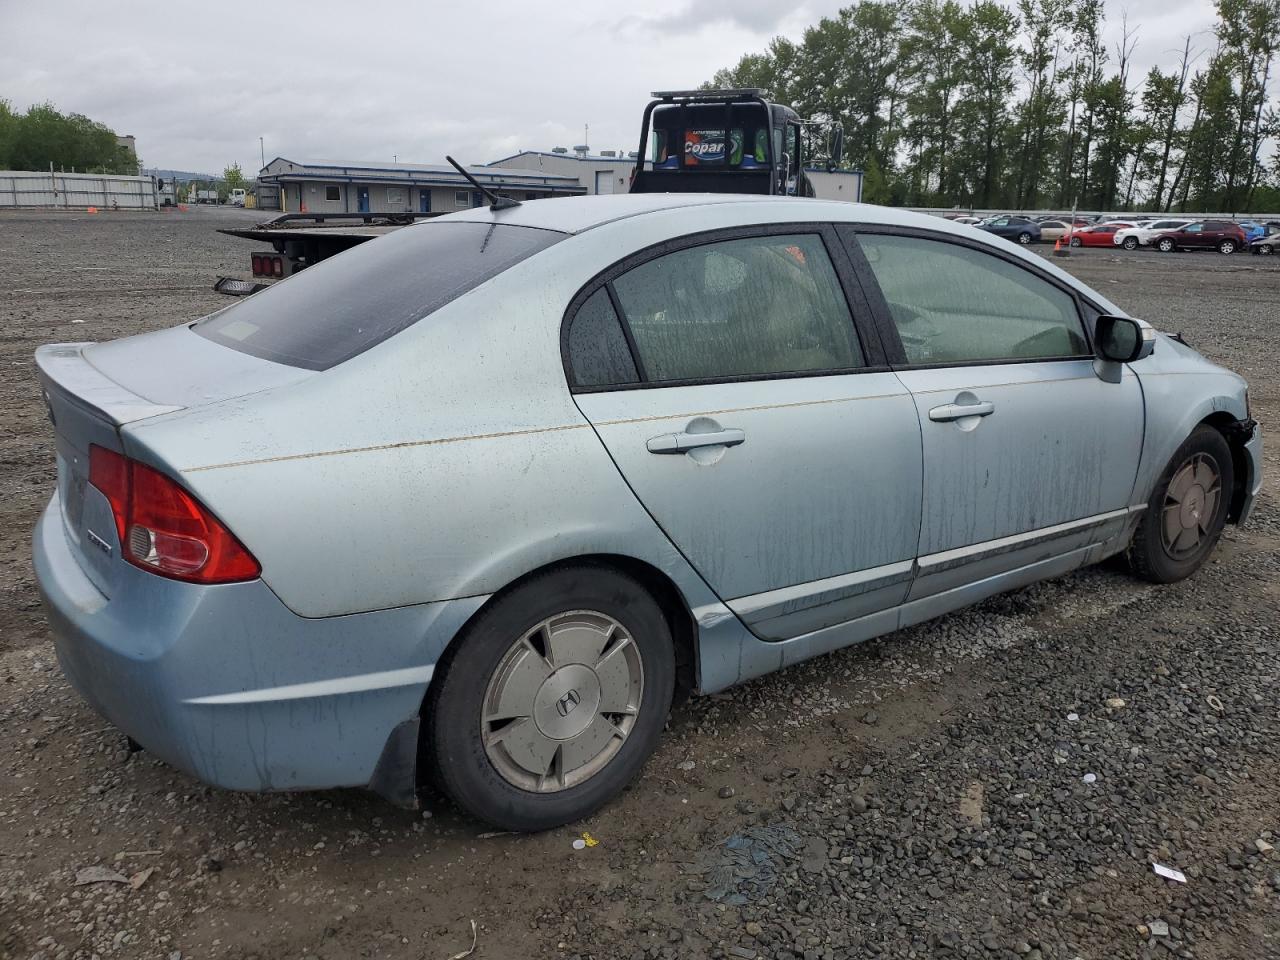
[1150,220,1248,254]
[1067,222,1136,247]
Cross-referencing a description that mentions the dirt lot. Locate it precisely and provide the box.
[1,208,1277,960]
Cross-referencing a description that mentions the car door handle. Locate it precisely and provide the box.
[646,428,746,454]
[928,400,995,422]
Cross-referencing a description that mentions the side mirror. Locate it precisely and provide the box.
[829,126,844,171]
[1095,315,1155,363]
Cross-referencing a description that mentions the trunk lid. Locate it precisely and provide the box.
[36,328,311,596]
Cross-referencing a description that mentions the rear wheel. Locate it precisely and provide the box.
[426,565,675,831]
[1122,236,1139,250]
[1217,239,1237,254]
[1017,232,1033,245]
[1128,426,1233,584]
[1156,238,1176,253]
[1070,236,1082,247]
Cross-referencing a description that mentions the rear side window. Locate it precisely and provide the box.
[195,222,562,370]
[606,233,863,383]
[858,234,1088,365]
[566,289,639,387]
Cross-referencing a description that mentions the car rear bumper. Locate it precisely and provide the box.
[33,494,485,801]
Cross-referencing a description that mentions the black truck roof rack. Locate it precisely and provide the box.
[649,88,770,101]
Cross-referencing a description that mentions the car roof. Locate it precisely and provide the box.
[443,193,979,238]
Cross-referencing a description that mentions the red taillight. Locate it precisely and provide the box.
[251,254,264,275]
[272,256,283,278]
[88,444,260,584]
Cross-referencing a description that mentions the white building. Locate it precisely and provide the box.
[487,149,638,195]
[254,157,585,213]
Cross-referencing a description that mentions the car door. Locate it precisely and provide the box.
[565,226,923,641]
[1178,222,1206,248]
[984,217,1011,238]
[843,227,1145,601]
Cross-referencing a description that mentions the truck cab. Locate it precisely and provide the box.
[629,89,814,197]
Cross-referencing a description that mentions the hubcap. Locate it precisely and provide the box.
[1161,453,1221,559]
[482,611,643,792]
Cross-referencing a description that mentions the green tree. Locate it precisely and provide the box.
[955,1,1020,207]
[3,101,136,174]
[223,163,246,190]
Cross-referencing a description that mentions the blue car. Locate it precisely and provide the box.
[33,195,1263,830]
[1237,221,1267,242]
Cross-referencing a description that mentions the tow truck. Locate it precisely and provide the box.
[214,89,843,296]
[630,88,841,197]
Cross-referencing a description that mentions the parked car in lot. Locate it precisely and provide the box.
[977,215,1041,244]
[1037,219,1073,241]
[1151,220,1247,254]
[1236,220,1267,242]
[1250,233,1279,255]
[33,195,1262,831]
[1067,222,1136,247]
[1113,219,1194,250]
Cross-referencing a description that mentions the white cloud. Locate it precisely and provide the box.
[0,0,1221,174]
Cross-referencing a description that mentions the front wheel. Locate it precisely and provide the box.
[1259,244,1273,255]
[1128,426,1234,584]
[1122,237,1139,250]
[1217,239,1237,254]
[1156,238,1176,252]
[426,565,675,831]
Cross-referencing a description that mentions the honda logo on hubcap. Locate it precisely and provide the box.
[556,689,581,718]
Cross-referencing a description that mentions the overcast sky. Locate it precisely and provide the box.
[2,0,1220,175]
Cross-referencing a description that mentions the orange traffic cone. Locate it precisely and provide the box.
[1054,235,1068,258]
[86,206,98,214]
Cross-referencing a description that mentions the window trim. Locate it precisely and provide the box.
[454,190,470,207]
[324,185,341,202]
[836,224,1099,371]
[560,222,890,393]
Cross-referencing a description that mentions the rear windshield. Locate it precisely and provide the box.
[195,221,563,370]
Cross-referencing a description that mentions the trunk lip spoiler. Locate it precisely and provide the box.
[36,343,184,427]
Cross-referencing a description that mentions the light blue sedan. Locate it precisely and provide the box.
[33,195,1263,830]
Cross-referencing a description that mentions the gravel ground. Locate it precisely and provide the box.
[0,209,1277,960]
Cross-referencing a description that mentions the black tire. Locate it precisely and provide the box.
[1069,236,1082,247]
[1217,239,1237,254]
[1259,245,1273,255]
[1122,236,1139,250]
[425,564,675,831]
[1156,238,1176,252]
[1128,425,1234,584]
[1017,232,1033,245]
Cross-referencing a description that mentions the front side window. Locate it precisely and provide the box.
[607,233,862,383]
[196,222,563,370]
[857,234,1088,366]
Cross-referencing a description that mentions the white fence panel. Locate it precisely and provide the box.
[0,170,158,210]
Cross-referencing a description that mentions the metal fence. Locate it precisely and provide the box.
[909,206,1280,221]
[0,170,157,210]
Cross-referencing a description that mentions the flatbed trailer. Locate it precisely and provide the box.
[212,211,441,295]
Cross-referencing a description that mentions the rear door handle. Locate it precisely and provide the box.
[647,428,746,454]
[928,400,995,422]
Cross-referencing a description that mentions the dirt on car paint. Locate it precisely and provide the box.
[1,209,1277,959]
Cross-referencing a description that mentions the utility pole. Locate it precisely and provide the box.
[259,137,265,170]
